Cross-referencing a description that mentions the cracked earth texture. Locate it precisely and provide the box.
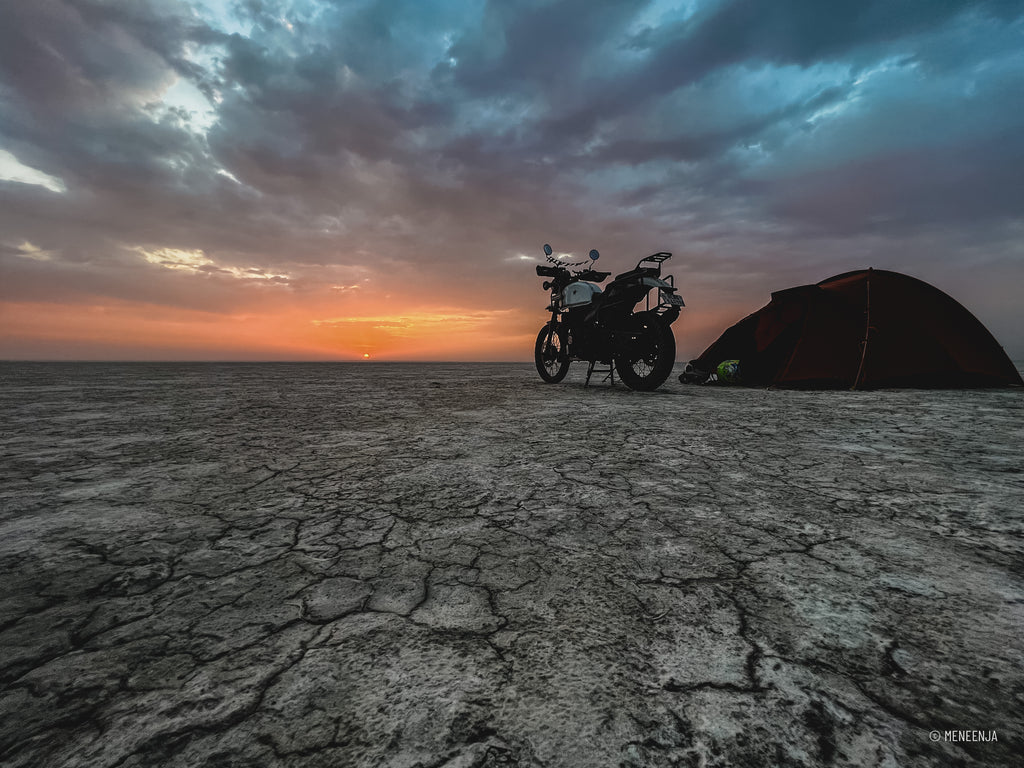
[1,362,1022,768]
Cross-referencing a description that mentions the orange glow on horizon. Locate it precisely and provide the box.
[0,299,544,361]
[0,283,733,362]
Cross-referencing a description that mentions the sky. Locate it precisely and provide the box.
[1,0,1023,362]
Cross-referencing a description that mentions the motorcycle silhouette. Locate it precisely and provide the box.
[534,244,684,391]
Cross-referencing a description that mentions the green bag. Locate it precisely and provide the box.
[715,359,741,384]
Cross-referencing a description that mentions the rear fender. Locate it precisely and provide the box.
[638,276,673,290]
[633,308,679,328]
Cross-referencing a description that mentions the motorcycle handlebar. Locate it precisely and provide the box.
[536,265,567,278]
[537,265,611,282]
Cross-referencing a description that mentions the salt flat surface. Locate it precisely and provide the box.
[1,362,1022,767]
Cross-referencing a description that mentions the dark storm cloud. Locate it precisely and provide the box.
[0,0,227,231]
[2,0,1023,354]
[755,127,1024,234]
[642,0,1021,71]
[453,0,1020,156]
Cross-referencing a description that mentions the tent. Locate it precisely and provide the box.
[690,269,1022,389]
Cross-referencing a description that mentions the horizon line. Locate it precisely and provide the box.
[0,359,538,365]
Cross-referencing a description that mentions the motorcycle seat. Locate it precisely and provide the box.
[614,266,660,282]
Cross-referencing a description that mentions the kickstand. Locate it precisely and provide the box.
[585,361,615,387]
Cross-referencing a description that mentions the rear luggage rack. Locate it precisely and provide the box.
[615,252,672,281]
[642,252,672,264]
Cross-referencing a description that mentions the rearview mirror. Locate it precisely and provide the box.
[543,244,552,256]
[589,249,600,261]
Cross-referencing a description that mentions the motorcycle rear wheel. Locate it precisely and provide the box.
[535,323,570,383]
[615,318,676,391]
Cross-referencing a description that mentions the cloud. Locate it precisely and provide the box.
[1,0,1022,359]
[0,150,67,192]
[133,245,292,281]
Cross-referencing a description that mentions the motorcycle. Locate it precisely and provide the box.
[534,244,684,391]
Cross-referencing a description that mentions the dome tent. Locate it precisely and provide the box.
[690,269,1022,389]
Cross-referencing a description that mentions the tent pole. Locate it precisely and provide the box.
[852,268,872,390]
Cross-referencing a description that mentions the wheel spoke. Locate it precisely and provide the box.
[614,320,675,391]
[544,335,562,373]
[535,324,570,383]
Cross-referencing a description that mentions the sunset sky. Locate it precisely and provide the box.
[2,0,1022,361]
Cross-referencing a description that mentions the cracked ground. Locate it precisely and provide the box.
[1,362,1022,767]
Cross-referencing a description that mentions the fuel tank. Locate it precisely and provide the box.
[563,281,602,307]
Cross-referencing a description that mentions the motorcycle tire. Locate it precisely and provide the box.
[535,323,570,383]
[615,318,676,391]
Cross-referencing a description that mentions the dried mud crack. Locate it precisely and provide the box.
[1,362,1022,767]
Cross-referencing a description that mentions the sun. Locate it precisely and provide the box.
[362,353,370,359]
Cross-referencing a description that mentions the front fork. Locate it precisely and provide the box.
[545,313,569,360]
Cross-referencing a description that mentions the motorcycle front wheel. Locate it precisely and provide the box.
[615,319,676,391]
[535,323,570,383]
